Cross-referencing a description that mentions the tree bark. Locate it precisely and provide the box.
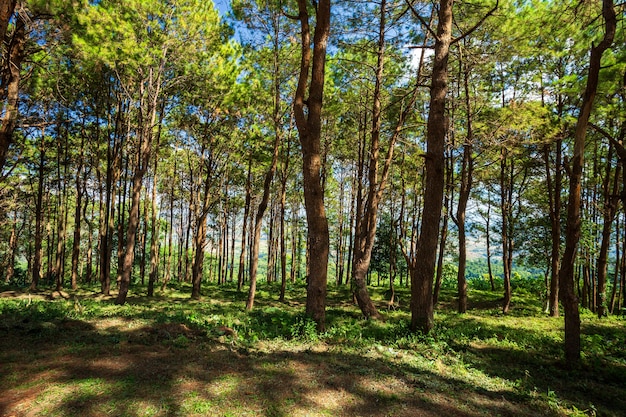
[237,158,252,291]
[410,0,453,334]
[559,0,615,366]
[116,67,162,304]
[544,138,562,317]
[455,62,474,313]
[0,7,25,173]
[294,0,331,331]
[596,147,620,317]
[500,150,512,313]
[30,128,47,291]
[70,135,86,290]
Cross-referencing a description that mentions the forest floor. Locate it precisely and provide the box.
[0,282,624,417]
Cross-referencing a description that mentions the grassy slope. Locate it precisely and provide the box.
[0,282,624,417]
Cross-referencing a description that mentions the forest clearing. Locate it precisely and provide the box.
[1,0,625,415]
[1,282,625,417]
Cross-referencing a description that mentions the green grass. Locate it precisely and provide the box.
[1,281,624,416]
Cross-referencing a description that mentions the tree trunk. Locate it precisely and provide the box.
[559,0,615,366]
[410,0,453,334]
[0,0,17,45]
[0,10,25,172]
[544,139,562,317]
[115,153,148,304]
[609,214,621,314]
[279,141,290,302]
[191,212,207,298]
[238,159,252,291]
[30,129,47,291]
[116,70,161,304]
[246,136,280,309]
[351,0,387,320]
[596,147,620,317]
[455,63,474,313]
[500,150,512,313]
[191,158,214,298]
[4,205,21,283]
[294,0,331,331]
[70,136,86,290]
[147,167,160,297]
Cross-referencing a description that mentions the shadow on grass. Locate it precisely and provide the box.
[0,314,556,417]
[2,283,625,416]
[438,315,626,416]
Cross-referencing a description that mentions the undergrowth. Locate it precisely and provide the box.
[1,281,625,416]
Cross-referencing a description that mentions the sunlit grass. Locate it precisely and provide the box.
[1,280,625,416]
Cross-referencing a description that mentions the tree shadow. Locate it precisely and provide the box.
[2,287,624,416]
[0,315,559,417]
[443,315,626,416]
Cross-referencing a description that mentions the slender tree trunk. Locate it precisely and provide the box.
[30,129,47,291]
[433,195,449,305]
[100,102,126,295]
[294,0,331,331]
[147,165,160,296]
[410,0,453,334]
[162,160,176,291]
[544,139,562,317]
[70,136,86,290]
[559,0,615,366]
[351,0,387,320]
[191,213,207,298]
[279,140,290,302]
[139,186,149,286]
[116,69,162,304]
[191,160,214,298]
[245,131,281,309]
[596,147,620,317]
[115,153,148,304]
[609,213,621,314]
[238,159,252,291]
[455,63,474,313]
[4,204,22,282]
[500,150,512,313]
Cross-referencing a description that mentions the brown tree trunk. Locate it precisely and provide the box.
[410,0,453,334]
[162,160,176,291]
[294,0,331,331]
[115,151,149,304]
[0,8,25,172]
[609,214,621,314]
[596,147,620,317]
[116,72,161,304]
[191,157,214,299]
[30,129,47,291]
[191,212,207,298]
[351,0,387,320]
[4,206,21,283]
[70,136,86,290]
[279,141,290,302]
[559,0,615,366]
[500,150,511,313]
[237,159,252,291]
[147,167,160,297]
[246,137,280,309]
[0,0,16,44]
[455,63,474,313]
[246,22,283,308]
[544,138,562,317]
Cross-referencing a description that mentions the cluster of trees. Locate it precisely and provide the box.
[0,0,623,365]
